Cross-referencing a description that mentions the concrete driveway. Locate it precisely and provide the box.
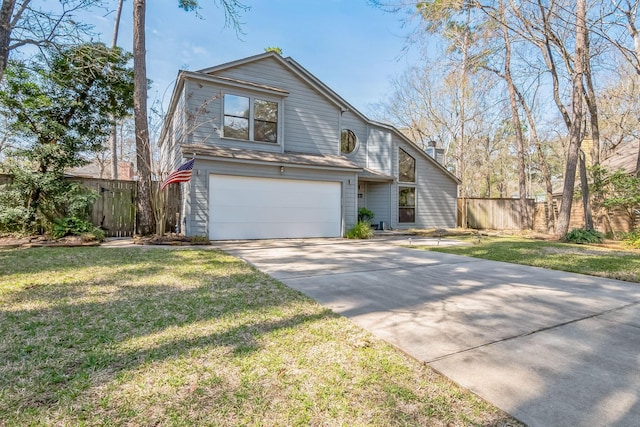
[214,237,640,427]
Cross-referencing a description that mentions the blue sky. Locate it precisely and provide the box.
[86,0,420,116]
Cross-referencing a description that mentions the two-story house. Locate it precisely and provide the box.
[159,52,459,240]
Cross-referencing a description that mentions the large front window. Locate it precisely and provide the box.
[223,94,278,143]
[399,187,415,223]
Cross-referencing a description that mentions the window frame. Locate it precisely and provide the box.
[398,186,416,224]
[398,147,416,183]
[340,129,358,154]
[222,93,280,144]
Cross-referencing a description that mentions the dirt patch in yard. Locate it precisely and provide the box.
[0,234,101,248]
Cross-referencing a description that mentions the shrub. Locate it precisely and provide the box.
[621,229,640,249]
[0,205,33,233]
[563,228,604,244]
[0,183,35,233]
[358,207,374,223]
[345,221,374,239]
[51,216,105,241]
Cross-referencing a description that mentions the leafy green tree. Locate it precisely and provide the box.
[0,42,134,232]
[602,170,640,228]
[590,165,640,233]
[265,46,283,55]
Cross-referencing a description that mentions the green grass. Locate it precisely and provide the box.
[421,235,640,283]
[0,247,519,426]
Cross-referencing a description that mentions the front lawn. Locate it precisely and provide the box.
[421,235,640,283]
[0,247,519,426]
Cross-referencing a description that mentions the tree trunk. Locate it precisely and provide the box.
[457,9,471,228]
[133,0,154,235]
[501,0,529,229]
[584,35,600,166]
[0,0,16,81]
[109,0,124,180]
[579,150,593,229]
[556,0,587,237]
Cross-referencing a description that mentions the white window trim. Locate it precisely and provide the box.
[340,129,359,155]
[398,185,417,224]
[222,92,282,144]
[398,147,416,184]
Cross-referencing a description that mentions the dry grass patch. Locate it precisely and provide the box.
[0,247,521,426]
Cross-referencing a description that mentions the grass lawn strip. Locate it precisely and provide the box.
[0,247,521,426]
[420,235,640,283]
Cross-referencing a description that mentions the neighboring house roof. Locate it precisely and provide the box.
[601,140,639,175]
[67,161,135,181]
[182,144,362,171]
[162,52,460,185]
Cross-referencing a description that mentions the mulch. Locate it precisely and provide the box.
[0,233,210,249]
[133,234,210,246]
[0,235,101,249]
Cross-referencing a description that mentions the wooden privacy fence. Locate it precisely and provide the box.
[460,196,635,234]
[458,198,535,230]
[0,174,180,237]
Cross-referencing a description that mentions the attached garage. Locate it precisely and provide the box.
[208,174,342,240]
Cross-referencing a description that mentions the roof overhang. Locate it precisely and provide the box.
[358,168,394,182]
[181,144,362,173]
[180,70,290,97]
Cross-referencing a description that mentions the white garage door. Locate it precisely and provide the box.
[209,174,342,240]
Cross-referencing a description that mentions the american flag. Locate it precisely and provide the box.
[160,158,194,190]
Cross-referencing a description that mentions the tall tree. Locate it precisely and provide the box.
[555,0,587,236]
[132,0,248,235]
[133,0,153,235]
[601,0,640,176]
[110,0,125,180]
[498,0,529,226]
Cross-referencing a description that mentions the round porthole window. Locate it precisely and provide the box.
[341,129,357,154]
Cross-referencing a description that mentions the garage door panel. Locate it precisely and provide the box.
[209,175,342,240]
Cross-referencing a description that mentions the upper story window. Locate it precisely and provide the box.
[399,148,415,183]
[223,94,278,143]
[341,129,357,154]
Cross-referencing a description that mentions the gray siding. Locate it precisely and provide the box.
[215,57,340,155]
[184,79,221,146]
[367,182,392,228]
[160,85,187,173]
[187,168,209,237]
[184,159,358,237]
[340,111,368,165]
[366,127,392,175]
[390,139,458,229]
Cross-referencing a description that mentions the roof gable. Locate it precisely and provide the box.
[197,52,362,117]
